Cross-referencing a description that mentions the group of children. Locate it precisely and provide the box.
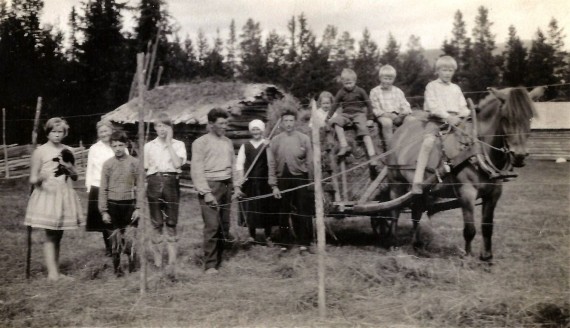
[321,55,469,193]
[24,55,470,280]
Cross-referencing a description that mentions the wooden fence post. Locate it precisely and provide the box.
[26,96,42,280]
[311,100,327,318]
[136,53,147,295]
[2,108,8,178]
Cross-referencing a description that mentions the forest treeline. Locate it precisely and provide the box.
[0,0,568,143]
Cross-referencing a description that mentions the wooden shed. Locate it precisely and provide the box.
[528,102,570,160]
[102,81,287,157]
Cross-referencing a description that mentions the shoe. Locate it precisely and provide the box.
[280,247,288,252]
[337,146,352,157]
[115,267,124,278]
[299,246,308,253]
[205,268,218,275]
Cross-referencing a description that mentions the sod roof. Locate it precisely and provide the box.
[103,81,285,125]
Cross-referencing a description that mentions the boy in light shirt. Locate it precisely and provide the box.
[412,56,470,194]
[369,65,412,151]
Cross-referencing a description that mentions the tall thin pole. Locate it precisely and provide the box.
[31,97,42,148]
[26,96,42,280]
[2,108,8,178]
[145,26,161,88]
[311,100,326,318]
[136,53,147,295]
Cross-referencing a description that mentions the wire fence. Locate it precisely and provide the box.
[2,82,570,123]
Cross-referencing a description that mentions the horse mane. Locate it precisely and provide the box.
[502,88,537,146]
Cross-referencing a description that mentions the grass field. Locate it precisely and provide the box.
[0,160,568,327]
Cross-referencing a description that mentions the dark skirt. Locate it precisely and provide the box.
[239,177,278,229]
[85,186,113,232]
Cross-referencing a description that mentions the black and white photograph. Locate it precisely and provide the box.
[0,0,569,326]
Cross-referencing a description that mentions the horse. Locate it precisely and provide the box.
[376,87,542,260]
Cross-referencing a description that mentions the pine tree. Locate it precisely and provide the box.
[196,28,209,63]
[239,18,266,82]
[264,30,288,83]
[467,6,499,94]
[67,6,80,61]
[297,13,314,61]
[502,25,527,86]
[289,41,336,100]
[135,0,162,51]
[399,35,432,107]
[452,11,467,55]
[202,28,228,78]
[526,28,558,99]
[380,32,400,70]
[546,18,567,81]
[79,0,129,115]
[286,15,297,62]
[334,31,355,72]
[226,19,237,77]
[354,28,380,92]
[321,24,337,60]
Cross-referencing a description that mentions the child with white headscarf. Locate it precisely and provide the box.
[235,119,277,245]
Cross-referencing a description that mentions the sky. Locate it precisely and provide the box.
[41,0,570,51]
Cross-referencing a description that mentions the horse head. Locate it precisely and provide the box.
[478,87,543,167]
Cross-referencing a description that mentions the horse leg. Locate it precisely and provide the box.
[411,206,424,250]
[480,187,502,261]
[385,188,402,249]
[459,185,477,256]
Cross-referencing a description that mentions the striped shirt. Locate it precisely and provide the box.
[369,85,412,117]
[424,79,470,119]
[99,155,139,213]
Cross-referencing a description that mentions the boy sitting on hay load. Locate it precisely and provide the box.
[369,65,413,151]
[326,68,377,167]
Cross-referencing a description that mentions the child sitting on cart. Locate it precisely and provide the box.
[369,65,413,151]
[326,69,377,166]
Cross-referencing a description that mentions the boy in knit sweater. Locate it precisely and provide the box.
[326,68,376,162]
[99,131,139,277]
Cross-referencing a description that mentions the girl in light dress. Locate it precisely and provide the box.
[24,117,84,281]
[309,91,335,129]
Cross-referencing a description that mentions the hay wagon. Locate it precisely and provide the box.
[313,111,485,244]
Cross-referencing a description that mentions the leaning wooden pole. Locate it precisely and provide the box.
[2,108,8,178]
[311,100,327,318]
[145,26,161,88]
[26,96,42,280]
[136,53,147,295]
